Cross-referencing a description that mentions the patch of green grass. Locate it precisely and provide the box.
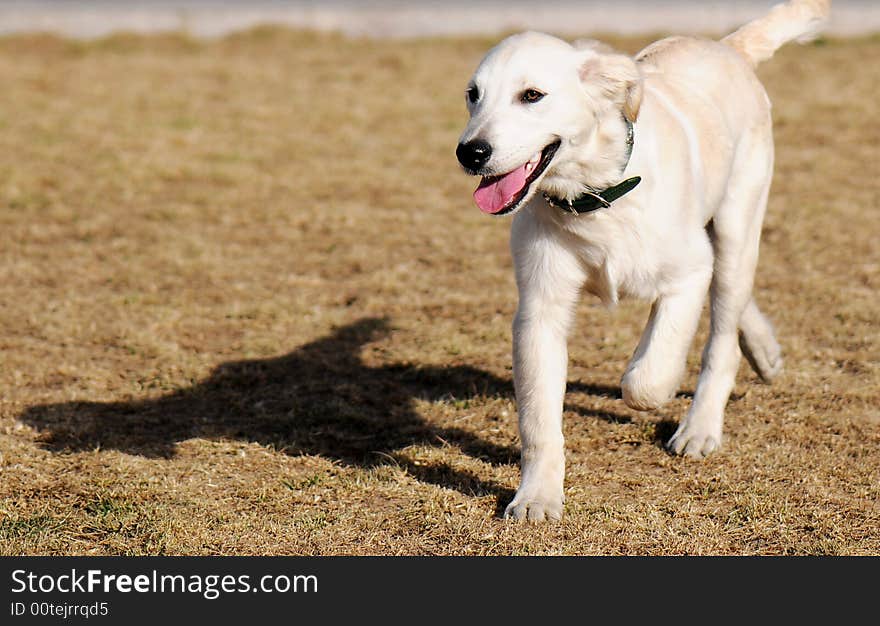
[282,473,325,491]
[85,494,135,518]
[0,514,64,540]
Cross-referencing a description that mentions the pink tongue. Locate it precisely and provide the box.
[473,163,529,214]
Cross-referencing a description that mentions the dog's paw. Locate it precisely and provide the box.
[666,423,721,459]
[740,333,783,384]
[621,360,681,411]
[503,489,564,522]
[621,372,675,411]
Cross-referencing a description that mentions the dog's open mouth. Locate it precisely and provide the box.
[473,140,560,215]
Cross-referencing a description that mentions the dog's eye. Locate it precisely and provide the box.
[521,89,545,104]
[466,86,479,104]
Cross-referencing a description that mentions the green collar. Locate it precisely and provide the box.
[544,117,641,215]
[543,176,641,215]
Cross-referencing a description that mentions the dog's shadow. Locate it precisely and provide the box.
[18,317,633,508]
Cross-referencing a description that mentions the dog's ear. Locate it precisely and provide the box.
[577,47,643,123]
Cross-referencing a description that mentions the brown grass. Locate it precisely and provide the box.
[0,29,877,555]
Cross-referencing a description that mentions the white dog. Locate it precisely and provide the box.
[456,0,830,521]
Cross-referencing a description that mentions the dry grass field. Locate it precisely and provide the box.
[0,28,877,555]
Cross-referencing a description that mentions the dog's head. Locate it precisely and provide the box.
[457,32,642,216]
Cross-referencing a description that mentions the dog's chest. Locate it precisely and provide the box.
[560,213,664,305]
[582,249,660,306]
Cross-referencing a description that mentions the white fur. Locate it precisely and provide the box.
[458,0,827,521]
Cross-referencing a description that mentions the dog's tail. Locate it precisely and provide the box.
[722,0,831,68]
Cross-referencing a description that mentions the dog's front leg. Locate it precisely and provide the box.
[504,217,584,522]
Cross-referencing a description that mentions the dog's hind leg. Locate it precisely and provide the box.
[667,128,774,458]
[739,297,783,382]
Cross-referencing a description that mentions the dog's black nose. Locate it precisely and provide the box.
[456,139,492,171]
